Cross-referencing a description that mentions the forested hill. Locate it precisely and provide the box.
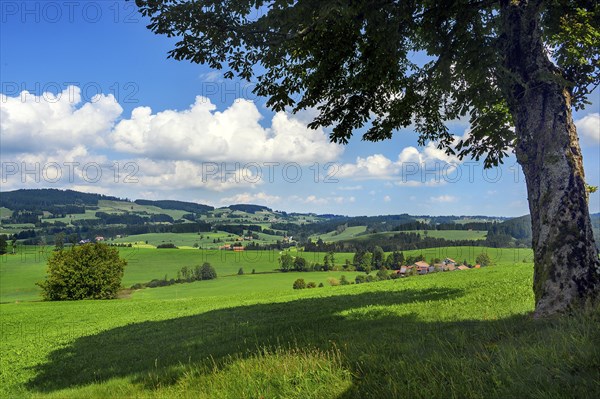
[0,189,122,211]
[227,204,272,213]
[134,199,214,213]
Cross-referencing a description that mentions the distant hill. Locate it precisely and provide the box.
[0,189,121,211]
[134,199,214,213]
[228,204,272,214]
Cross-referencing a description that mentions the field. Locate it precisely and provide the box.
[1,246,598,398]
[311,227,488,243]
[310,226,368,242]
[0,247,359,302]
[111,230,283,249]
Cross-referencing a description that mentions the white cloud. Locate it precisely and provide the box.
[383,195,391,202]
[133,159,261,192]
[394,180,446,187]
[337,140,462,181]
[111,97,343,163]
[575,113,600,144]
[220,192,282,205]
[337,154,398,179]
[429,195,457,203]
[0,87,122,153]
[337,185,363,191]
[199,71,223,83]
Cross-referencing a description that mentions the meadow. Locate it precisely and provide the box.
[1,245,598,398]
[111,230,283,249]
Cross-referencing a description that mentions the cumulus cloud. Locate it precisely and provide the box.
[337,140,462,181]
[287,194,355,206]
[337,154,398,179]
[575,113,600,144]
[0,87,122,153]
[220,192,282,205]
[111,97,343,163]
[429,195,458,203]
[132,159,262,192]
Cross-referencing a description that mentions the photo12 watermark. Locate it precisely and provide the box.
[1,81,139,104]
[1,161,139,184]
[1,1,141,24]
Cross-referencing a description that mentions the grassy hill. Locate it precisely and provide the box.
[1,245,598,398]
[309,225,368,242]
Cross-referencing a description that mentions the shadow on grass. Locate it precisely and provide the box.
[26,286,600,398]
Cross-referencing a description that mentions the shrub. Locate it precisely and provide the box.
[475,252,493,267]
[318,282,324,287]
[307,281,317,288]
[37,243,126,300]
[200,262,217,280]
[238,267,244,275]
[365,275,375,283]
[355,275,366,284]
[293,278,306,289]
[157,243,178,249]
[390,271,400,279]
[252,268,256,274]
[376,268,390,281]
[327,277,340,286]
[340,275,350,285]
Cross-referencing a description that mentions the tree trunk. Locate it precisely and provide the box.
[500,1,600,317]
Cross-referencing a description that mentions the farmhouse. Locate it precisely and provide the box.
[443,258,457,266]
[457,265,470,271]
[413,261,430,275]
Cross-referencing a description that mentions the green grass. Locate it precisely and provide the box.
[0,247,358,302]
[1,256,599,398]
[2,245,597,399]
[0,207,13,219]
[347,229,488,242]
[0,245,532,303]
[310,226,368,242]
[312,228,488,243]
[402,229,487,240]
[111,230,283,249]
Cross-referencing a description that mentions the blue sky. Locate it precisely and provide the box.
[1,1,599,216]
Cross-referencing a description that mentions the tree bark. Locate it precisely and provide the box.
[500,1,600,317]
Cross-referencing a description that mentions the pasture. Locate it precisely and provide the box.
[1,245,598,398]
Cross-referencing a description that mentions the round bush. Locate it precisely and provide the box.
[37,243,126,300]
[293,278,306,289]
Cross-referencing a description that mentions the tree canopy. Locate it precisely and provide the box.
[136,0,600,316]
[137,0,599,167]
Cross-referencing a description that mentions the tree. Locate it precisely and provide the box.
[200,262,217,280]
[279,252,293,272]
[137,1,600,316]
[372,246,385,270]
[37,243,126,300]
[293,256,307,272]
[238,267,244,275]
[475,252,493,267]
[361,252,373,274]
[384,251,407,269]
[293,278,306,290]
[0,235,7,255]
[376,268,390,281]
